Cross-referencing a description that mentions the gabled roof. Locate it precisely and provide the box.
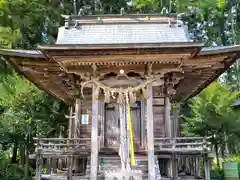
[57,14,190,45]
[57,24,190,45]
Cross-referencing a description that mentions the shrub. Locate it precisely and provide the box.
[0,151,33,180]
[210,168,224,180]
[224,154,240,163]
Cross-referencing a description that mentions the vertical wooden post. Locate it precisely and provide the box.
[196,156,201,178]
[90,83,99,180]
[172,153,178,180]
[204,154,210,180]
[46,158,51,174]
[36,152,42,180]
[172,103,180,179]
[146,84,155,180]
[164,96,171,138]
[67,156,73,180]
[67,107,73,180]
[164,84,173,178]
[99,100,105,148]
[74,98,81,138]
[141,100,146,148]
[74,98,81,172]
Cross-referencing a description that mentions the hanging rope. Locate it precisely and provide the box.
[81,79,154,103]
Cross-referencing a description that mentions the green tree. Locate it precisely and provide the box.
[182,82,240,168]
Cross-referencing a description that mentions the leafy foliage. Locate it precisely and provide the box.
[182,82,240,146]
[0,0,240,179]
[182,82,240,170]
[0,151,33,180]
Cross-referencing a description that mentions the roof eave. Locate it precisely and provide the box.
[198,45,240,56]
[38,42,204,50]
[0,49,45,59]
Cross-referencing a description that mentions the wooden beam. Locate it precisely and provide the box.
[90,83,99,180]
[146,83,156,180]
[56,54,190,65]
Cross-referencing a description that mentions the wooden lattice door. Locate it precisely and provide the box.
[104,103,120,147]
[104,102,142,150]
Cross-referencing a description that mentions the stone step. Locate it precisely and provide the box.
[85,155,161,180]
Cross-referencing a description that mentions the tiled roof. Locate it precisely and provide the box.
[232,99,240,108]
[56,23,190,44]
[200,45,240,55]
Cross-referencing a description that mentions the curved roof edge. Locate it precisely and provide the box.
[0,49,45,58]
[199,45,240,56]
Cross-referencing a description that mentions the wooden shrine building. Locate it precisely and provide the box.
[1,14,240,180]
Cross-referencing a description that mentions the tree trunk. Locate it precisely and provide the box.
[25,145,29,177]
[20,145,25,165]
[215,143,220,170]
[11,142,18,163]
[224,132,229,157]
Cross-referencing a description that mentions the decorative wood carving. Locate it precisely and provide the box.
[3,49,235,103]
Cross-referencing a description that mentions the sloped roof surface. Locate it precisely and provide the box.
[232,99,240,107]
[56,24,190,44]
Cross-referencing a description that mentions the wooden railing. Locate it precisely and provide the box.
[154,137,211,152]
[34,136,211,156]
[34,138,91,156]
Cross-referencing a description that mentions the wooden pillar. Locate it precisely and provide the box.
[141,100,146,148]
[36,152,42,180]
[67,107,73,180]
[164,85,173,178]
[164,96,171,138]
[172,103,180,179]
[196,156,201,178]
[173,103,180,138]
[172,153,178,180]
[204,154,210,180]
[46,158,51,174]
[73,99,81,172]
[99,100,105,148]
[74,98,81,138]
[146,83,155,180]
[58,126,63,170]
[67,156,73,180]
[90,83,99,180]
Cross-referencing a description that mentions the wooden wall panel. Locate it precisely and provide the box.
[79,97,167,143]
[153,97,165,138]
